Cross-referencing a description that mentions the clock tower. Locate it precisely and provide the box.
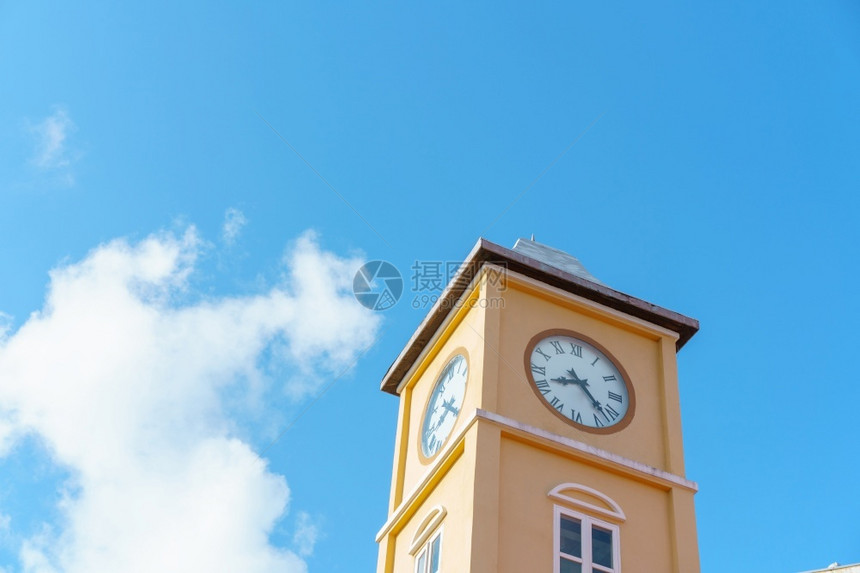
[376,238,700,573]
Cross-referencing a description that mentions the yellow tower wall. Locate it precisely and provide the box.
[488,271,688,474]
[378,264,700,572]
[386,283,489,513]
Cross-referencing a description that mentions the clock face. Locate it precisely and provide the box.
[525,332,634,432]
[421,354,468,458]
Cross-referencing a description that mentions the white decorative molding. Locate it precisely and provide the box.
[408,505,447,555]
[548,483,626,523]
[476,409,698,492]
[376,410,479,542]
[376,407,698,544]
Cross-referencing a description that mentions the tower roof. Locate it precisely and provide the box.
[380,238,698,395]
[512,237,605,285]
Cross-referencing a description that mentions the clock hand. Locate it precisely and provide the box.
[434,407,451,429]
[441,396,459,416]
[567,368,588,385]
[565,369,605,412]
[551,374,603,413]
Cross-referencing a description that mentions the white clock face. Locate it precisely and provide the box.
[526,333,633,431]
[421,354,468,457]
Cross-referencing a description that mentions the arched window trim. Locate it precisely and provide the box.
[408,505,447,556]
[548,482,626,523]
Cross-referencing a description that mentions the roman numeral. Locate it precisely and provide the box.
[550,341,566,354]
[535,347,552,361]
[603,404,620,421]
[531,363,546,376]
[593,414,605,428]
[569,409,583,424]
[591,356,600,366]
[608,391,623,403]
[603,375,617,382]
[535,379,551,395]
[549,396,564,412]
[569,344,582,357]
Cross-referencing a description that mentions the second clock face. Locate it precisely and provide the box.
[526,332,633,432]
[421,354,468,458]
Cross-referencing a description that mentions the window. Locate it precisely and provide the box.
[409,506,446,573]
[414,529,441,573]
[548,483,624,573]
[555,506,620,573]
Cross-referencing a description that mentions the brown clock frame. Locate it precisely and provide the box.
[523,328,637,435]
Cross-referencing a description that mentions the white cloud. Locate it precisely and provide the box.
[0,311,16,454]
[291,512,319,558]
[222,208,248,245]
[0,227,380,572]
[0,312,12,341]
[0,416,15,457]
[28,107,77,171]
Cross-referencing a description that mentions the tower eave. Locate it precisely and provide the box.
[380,238,698,395]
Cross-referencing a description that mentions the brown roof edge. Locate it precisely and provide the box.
[380,238,699,395]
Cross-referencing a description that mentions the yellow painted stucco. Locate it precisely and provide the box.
[377,265,700,572]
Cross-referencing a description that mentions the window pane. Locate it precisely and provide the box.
[429,535,441,573]
[415,551,426,573]
[560,516,582,558]
[560,557,583,573]
[591,526,614,568]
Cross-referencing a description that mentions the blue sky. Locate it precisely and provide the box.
[1,1,859,571]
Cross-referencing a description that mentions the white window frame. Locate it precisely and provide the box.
[553,505,621,573]
[414,527,443,573]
